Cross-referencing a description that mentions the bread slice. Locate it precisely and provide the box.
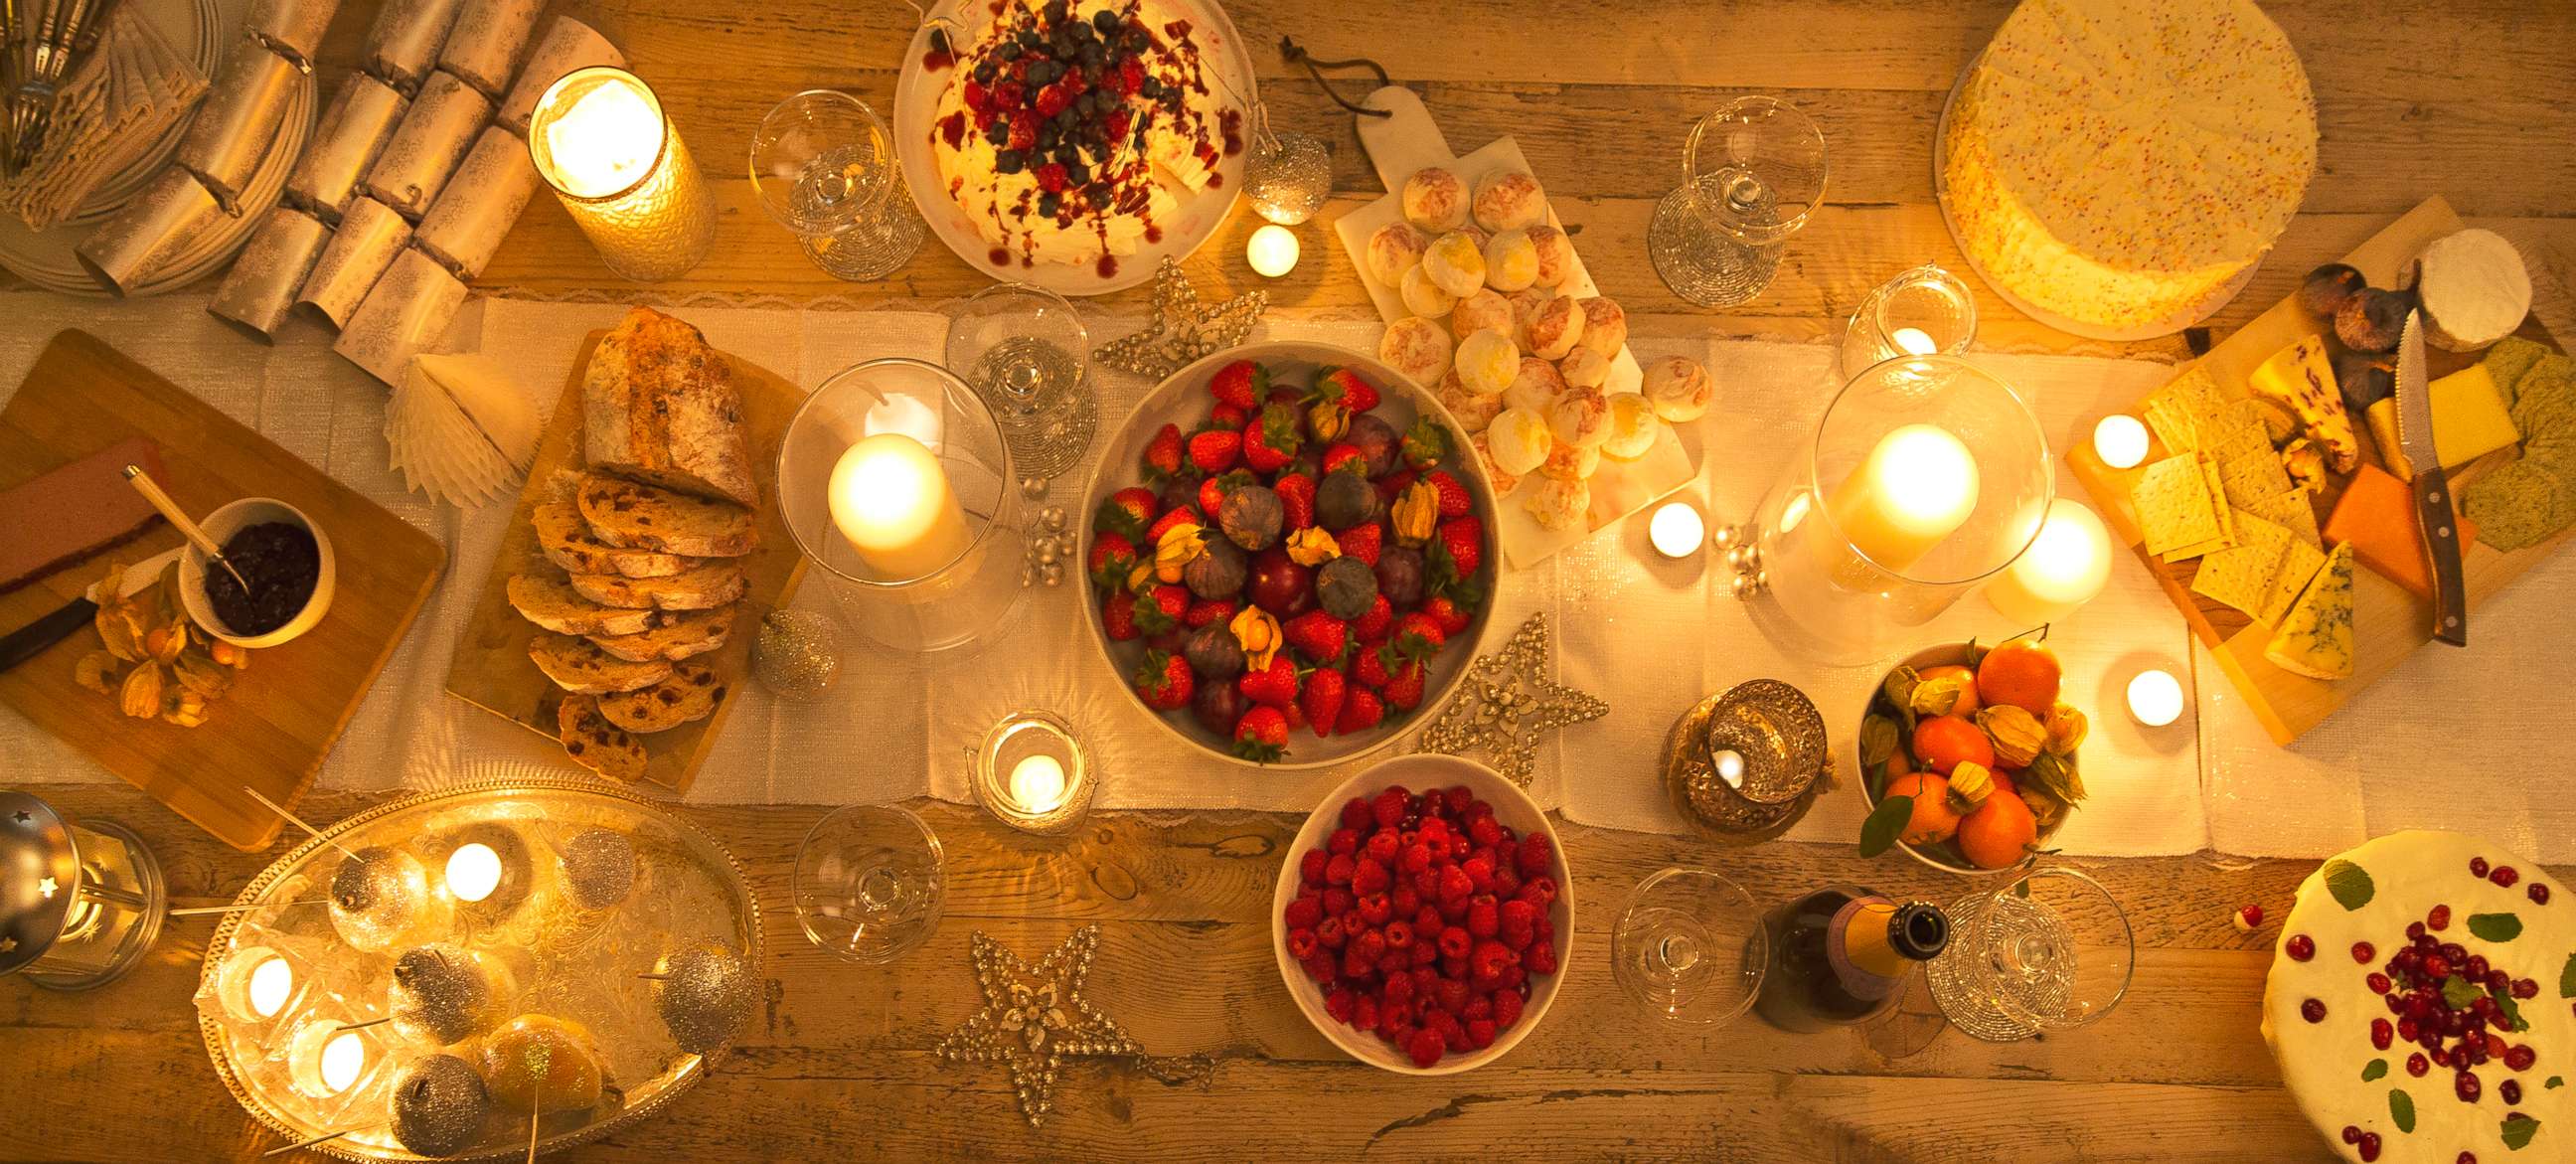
[534,501,690,578]
[595,661,726,734]
[508,573,660,636]
[567,559,745,611]
[529,633,672,694]
[584,306,757,508]
[586,605,734,663]
[558,694,648,781]
[576,472,756,558]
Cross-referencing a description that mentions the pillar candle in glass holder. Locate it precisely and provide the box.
[828,432,970,581]
[525,67,715,282]
[1824,423,1978,573]
[1983,499,2111,625]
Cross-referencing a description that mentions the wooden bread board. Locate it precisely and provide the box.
[0,331,446,851]
[443,331,807,792]
[1335,85,1693,571]
[2068,197,2575,746]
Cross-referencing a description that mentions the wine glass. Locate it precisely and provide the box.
[793,805,946,964]
[749,90,924,281]
[945,282,1097,482]
[1648,95,1829,308]
[1925,866,2136,1042]
[1612,868,1768,1025]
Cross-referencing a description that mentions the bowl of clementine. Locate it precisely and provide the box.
[1854,633,2089,875]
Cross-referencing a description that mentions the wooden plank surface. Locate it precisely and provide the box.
[0,332,445,852]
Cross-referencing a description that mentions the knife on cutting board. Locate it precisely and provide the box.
[2395,310,2469,647]
[0,549,182,674]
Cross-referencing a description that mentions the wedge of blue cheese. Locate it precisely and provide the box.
[2263,542,2353,680]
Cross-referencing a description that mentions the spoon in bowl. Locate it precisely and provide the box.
[120,464,250,593]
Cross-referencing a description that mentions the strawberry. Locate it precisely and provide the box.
[1094,486,1158,541]
[1211,402,1248,429]
[1283,609,1351,664]
[1242,402,1304,474]
[1144,503,1202,547]
[1319,442,1365,476]
[1312,367,1382,415]
[1087,532,1138,588]
[1132,649,1193,710]
[1400,416,1450,469]
[1336,688,1386,735]
[1301,666,1348,739]
[1375,467,1417,505]
[1382,658,1427,712]
[1392,612,1447,660]
[1421,594,1473,638]
[1274,471,1316,531]
[1208,359,1268,411]
[1338,522,1382,568]
[1232,706,1289,763]
[1186,428,1241,473]
[1198,468,1251,518]
[1101,591,1141,641]
[1238,655,1301,709]
[1354,637,1392,689]
[1434,515,1484,580]
[1135,583,1188,637]
[1353,593,1393,640]
[1184,597,1237,629]
[1142,422,1184,480]
[1422,470,1472,518]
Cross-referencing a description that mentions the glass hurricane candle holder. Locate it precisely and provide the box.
[527,67,717,282]
[748,89,923,281]
[777,357,1026,656]
[970,712,1095,835]
[1733,355,2051,662]
[1840,263,1977,376]
[0,790,166,990]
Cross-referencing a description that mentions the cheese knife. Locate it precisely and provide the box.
[0,548,179,674]
[2395,310,2468,647]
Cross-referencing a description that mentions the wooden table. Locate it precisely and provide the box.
[6,2,2575,1160]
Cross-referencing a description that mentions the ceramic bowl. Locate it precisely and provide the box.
[179,497,335,649]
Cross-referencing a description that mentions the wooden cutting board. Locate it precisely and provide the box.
[443,331,806,792]
[2068,197,2575,745]
[0,330,447,851]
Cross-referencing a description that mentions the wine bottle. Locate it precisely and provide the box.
[1753,885,1949,1032]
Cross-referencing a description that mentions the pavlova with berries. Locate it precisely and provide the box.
[1082,344,1500,765]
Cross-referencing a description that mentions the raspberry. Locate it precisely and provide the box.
[1526,936,1558,975]
[1352,929,1386,964]
[1340,798,1371,829]
[1364,830,1400,865]
[1288,927,1319,960]
[1300,850,1329,886]
[1517,832,1554,878]
[1325,988,1355,1024]
[1465,1018,1498,1050]
[1411,939,1439,967]
[1370,787,1409,830]
[1464,996,1494,1022]
[1438,865,1475,905]
[1449,834,1472,860]
[1405,1028,1445,1068]
[1326,854,1356,886]
[1418,817,1451,846]
[1383,920,1415,951]
[1500,899,1540,950]
[1342,947,1373,980]
[1467,898,1501,938]
[1471,939,1521,986]
[1301,953,1336,984]
[1463,855,1496,894]
[1517,875,1559,909]
[1445,786,1476,815]
[1468,815,1504,848]
[1493,863,1521,899]
[1352,995,1378,1031]
[1317,915,1347,948]
[1414,905,1444,935]
[1323,889,1354,917]
[1358,893,1393,926]
[1439,925,1473,959]
[1382,971,1415,1008]
[1329,828,1360,856]
[1391,886,1421,917]
[1400,842,1435,875]
[1492,989,1525,1031]
[1434,977,1470,1015]
[1352,857,1391,895]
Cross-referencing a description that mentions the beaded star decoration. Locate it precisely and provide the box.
[1415,613,1608,787]
[935,924,1143,1127]
[1092,257,1268,380]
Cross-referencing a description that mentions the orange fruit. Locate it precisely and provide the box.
[1958,790,2038,870]
[1884,771,1961,845]
[1911,715,1995,775]
[1977,639,2062,715]
[1916,664,1981,714]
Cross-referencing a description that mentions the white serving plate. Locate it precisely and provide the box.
[890,0,1255,296]
[1076,339,1504,769]
[1270,754,1573,1076]
[1332,85,1694,571]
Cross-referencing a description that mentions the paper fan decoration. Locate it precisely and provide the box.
[386,352,538,507]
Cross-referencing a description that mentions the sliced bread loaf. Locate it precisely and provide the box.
[529,633,672,694]
[567,559,745,610]
[586,604,734,663]
[534,501,691,578]
[584,306,756,508]
[558,694,648,781]
[595,661,726,734]
[576,471,757,558]
[507,573,660,636]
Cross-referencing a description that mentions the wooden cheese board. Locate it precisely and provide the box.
[2069,197,2574,746]
[1334,85,1694,571]
[0,330,446,851]
[442,330,807,792]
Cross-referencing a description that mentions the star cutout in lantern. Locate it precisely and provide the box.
[1092,257,1268,380]
[1416,613,1608,787]
[935,923,1143,1127]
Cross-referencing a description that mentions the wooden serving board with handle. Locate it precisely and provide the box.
[2068,197,2575,746]
[442,331,807,792]
[0,330,447,851]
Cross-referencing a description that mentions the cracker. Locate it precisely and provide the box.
[2510,358,2576,438]
[2143,367,2228,453]
[2262,535,2328,626]
[2197,455,2237,547]
[2240,486,2322,549]
[2190,512,2290,616]
[2483,337,2552,410]
[2135,454,2223,558]
[2465,458,2573,552]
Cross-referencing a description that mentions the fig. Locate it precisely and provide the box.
[1192,680,1248,737]
[1347,413,1400,477]
[1184,621,1243,680]
[1246,546,1315,617]
[1218,485,1284,551]
[1184,537,1246,599]
[2334,349,2394,415]
[1157,477,1199,517]
[2334,286,2411,353]
[1316,556,1379,620]
[2297,263,2366,319]
[1374,546,1425,607]
[1317,470,1381,530]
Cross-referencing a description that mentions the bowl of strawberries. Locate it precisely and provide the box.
[1079,341,1503,766]
[1273,754,1571,1074]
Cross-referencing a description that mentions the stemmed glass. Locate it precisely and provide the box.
[793,805,946,964]
[1925,866,2135,1042]
[945,282,1097,482]
[1612,868,1768,1025]
[749,90,924,281]
[1649,95,1829,308]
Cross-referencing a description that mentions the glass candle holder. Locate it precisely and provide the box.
[777,357,1026,655]
[748,89,923,281]
[1740,355,2052,662]
[0,790,166,990]
[1840,263,1977,376]
[1983,499,2112,626]
[970,712,1095,835]
[527,67,717,282]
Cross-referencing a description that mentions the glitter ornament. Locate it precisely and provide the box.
[652,939,756,1056]
[935,924,1144,1127]
[751,609,842,701]
[1243,104,1330,226]
[1093,258,1267,380]
[1415,613,1609,786]
[391,944,505,1045]
[392,1054,491,1157]
[328,846,448,951]
[559,828,637,911]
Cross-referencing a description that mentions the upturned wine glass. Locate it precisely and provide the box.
[1648,95,1829,308]
[945,281,1097,481]
[793,804,946,964]
[749,90,924,281]
[1612,867,1768,1025]
[1925,866,2136,1041]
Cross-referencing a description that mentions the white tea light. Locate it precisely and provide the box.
[971,712,1093,835]
[2093,415,2150,470]
[319,1031,367,1093]
[2127,669,2184,728]
[1008,754,1068,815]
[1891,327,1937,356]
[1648,501,1705,559]
[247,956,294,1018]
[1985,500,2112,625]
[1246,224,1298,278]
[443,842,502,904]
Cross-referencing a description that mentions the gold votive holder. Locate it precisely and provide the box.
[526,67,716,282]
[1661,679,1827,842]
[971,712,1093,835]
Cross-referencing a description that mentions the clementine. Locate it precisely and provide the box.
[1958,790,2038,870]
[1911,715,1995,775]
[1916,664,1981,714]
[1977,639,2062,715]
[1884,771,1961,845]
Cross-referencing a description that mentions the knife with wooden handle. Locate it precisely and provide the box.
[2394,310,2468,646]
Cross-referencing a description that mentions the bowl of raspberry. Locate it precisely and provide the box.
[1078,340,1503,767]
[1273,754,1572,1075]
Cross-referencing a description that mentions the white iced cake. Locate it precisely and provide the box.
[1943,0,2318,331]
[2262,830,2570,1162]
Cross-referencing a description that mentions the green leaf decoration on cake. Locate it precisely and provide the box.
[2491,983,2531,1033]
[2561,951,2575,999]
[2389,1088,2415,1134]
[2443,976,2488,1011]
[2500,1114,2539,1151]
[2546,1077,2564,1090]
[1858,794,1912,858]
[2467,913,2523,942]
[2324,859,2374,911]
[2361,1059,2388,1081]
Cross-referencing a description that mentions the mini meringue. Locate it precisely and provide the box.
[1525,224,1576,288]
[1522,294,1584,360]
[1455,330,1520,398]
[1366,222,1429,287]
[1437,371,1502,432]
[1450,288,1512,340]
[1536,438,1601,481]
[1642,355,1713,421]
[1422,232,1487,299]
[1575,297,1627,357]
[1402,166,1468,233]
[1525,476,1590,531]
[1471,431,1524,495]
[1502,356,1566,415]
[1473,170,1546,233]
[1400,262,1459,319]
[1548,385,1611,448]
[1599,393,1661,461]
[1482,230,1538,292]
[1558,346,1611,391]
[1378,316,1454,387]
[1486,408,1554,476]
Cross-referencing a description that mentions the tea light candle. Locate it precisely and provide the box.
[2127,669,2184,728]
[247,955,294,1017]
[319,1031,367,1092]
[1985,500,2112,624]
[1891,327,1937,356]
[973,713,1093,834]
[1825,423,1979,571]
[526,67,716,282]
[443,842,502,904]
[286,1018,373,1097]
[1008,754,1068,814]
[828,432,972,581]
[1246,224,1298,277]
[1649,501,1705,558]
[2093,414,2151,470]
